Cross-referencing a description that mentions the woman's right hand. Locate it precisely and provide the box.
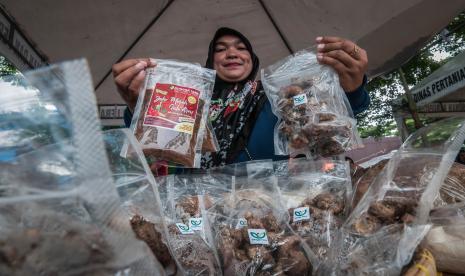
[112,58,156,112]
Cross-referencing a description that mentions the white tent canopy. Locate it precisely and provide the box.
[1,0,464,125]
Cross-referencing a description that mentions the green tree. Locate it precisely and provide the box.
[0,55,29,87]
[357,12,465,138]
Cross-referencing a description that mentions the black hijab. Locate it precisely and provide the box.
[201,27,267,168]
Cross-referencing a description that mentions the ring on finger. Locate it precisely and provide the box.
[349,45,360,58]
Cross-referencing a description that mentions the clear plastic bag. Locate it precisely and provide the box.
[261,48,362,158]
[0,60,157,275]
[273,158,351,266]
[350,158,389,209]
[104,128,172,275]
[160,174,222,276]
[328,117,465,275]
[208,160,313,275]
[434,162,465,206]
[424,203,465,274]
[130,59,216,168]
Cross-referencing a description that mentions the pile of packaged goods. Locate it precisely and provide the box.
[0,60,164,276]
[4,54,465,276]
[118,118,465,275]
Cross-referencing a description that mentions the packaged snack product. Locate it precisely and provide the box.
[130,59,215,167]
[274,158,351,265]
[261,48,362,158]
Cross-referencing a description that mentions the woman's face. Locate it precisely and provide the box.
[213,35,253,82]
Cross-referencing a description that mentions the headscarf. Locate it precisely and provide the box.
[201,27,267,168]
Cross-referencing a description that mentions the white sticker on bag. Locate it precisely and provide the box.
[248,229,269,245]
[176,223,194,234]
[293,94,308,106]
[293,206,310,222]
[189,218,203,231]
[235,218,248,229]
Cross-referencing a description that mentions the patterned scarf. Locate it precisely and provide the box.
[201,80,266,168]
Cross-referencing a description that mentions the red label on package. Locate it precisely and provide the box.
[143,83,200,135]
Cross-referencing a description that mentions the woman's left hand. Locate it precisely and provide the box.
[316,36,368,92]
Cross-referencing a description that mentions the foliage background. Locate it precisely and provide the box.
[356,12,465,138]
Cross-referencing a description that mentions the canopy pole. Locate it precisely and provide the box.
[398,67,423,130]
[258,0,294,54]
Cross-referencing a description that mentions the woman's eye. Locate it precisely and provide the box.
[238,46,247,51]
[215,48,225,52]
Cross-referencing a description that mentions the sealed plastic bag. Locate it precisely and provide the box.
[159,174,222,275]
[261,48,362,157]
[0,60,158,275]
[130,59,216,167]
[423,203,465,274]
[104,128,172,275]
[352,159,465,210]
[326,117,465,275]
[273,158,351,265]
[434,162,465,206]
[208,160,313,275]
[351,158,389,209]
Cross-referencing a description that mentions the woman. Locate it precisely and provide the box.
[113,27,370,171]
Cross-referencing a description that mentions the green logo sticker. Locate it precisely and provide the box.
[293,207,310,222]
[293,94,308,106]
[247,229,269,245]
[189,218,203,231]
[235,218,248,229]
[176,223,194,234]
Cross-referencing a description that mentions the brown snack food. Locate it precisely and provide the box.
[312,193,345,215]
[351,159,389,208]
[130,215,174,268]
[276,82,354,157]
[352,213,382,235]
[0,225,112,275]
[176,194,214,217]
[289,196,343,260]
[217,212,311,276]
[350,156,440,236]
[351,199,418,236]
[136,94,206,167]
[368,201,398,223]
[167,223,220,275]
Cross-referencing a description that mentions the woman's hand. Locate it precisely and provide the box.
[315,36,368,92]
[112,58,156,112]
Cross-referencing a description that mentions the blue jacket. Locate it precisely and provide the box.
[124,78,370,164]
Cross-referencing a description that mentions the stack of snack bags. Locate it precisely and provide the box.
[103,128,170,275]
[207,161,313,275]
[0,60,161,275]
[321,117,465,275]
